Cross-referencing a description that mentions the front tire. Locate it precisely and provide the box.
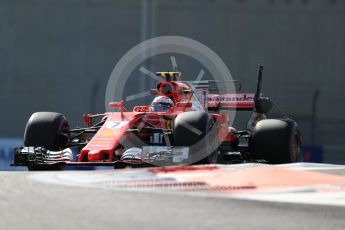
[173,111,219,164]
[24,112,70,170]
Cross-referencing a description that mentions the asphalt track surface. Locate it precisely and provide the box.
[1,169,345,230]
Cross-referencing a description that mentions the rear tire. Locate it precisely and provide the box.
[173,111,219,164]
[24,112,70,170]
[251,119,302,164]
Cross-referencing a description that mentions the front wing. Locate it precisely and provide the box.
[11,146,190,169]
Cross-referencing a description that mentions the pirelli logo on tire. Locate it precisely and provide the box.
[166,119,174,130]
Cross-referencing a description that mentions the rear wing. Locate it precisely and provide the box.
[189,81,254,111]
[188,65,270,112]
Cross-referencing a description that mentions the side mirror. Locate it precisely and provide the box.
[150,89,158,95]
[255,97,273,114]
[178,89,193,95]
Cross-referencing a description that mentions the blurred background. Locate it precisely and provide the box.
[1,0,345,169]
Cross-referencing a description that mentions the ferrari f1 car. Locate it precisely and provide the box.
[12,65,302,170]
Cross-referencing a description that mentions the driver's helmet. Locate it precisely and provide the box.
[151,96,174,112]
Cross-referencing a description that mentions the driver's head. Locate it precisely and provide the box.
[151,96,174,112]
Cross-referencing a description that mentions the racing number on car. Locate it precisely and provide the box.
[105,121,129,129]
[167,120,174,130]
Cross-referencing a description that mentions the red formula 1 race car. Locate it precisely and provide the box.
[12,66,302,170]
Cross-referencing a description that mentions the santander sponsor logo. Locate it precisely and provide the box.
[208,93,255,108]
[208,93,255,102]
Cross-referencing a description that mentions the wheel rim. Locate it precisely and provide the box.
[206,123,218,164]
[291,134,302,162]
